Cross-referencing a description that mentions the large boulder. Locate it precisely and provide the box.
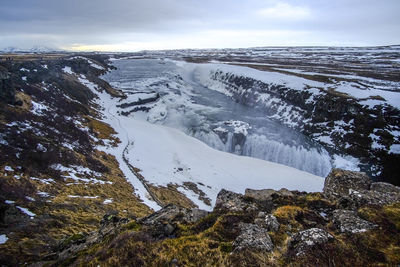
[332,210,377,234]
[233,223,274,252]
[323,169,371,200]
[139,204,187,238]
[346,186,400,208]
[245,188,293,202]
[139,204,209,238]
[214,189,257,212]
[182,208,209,224]
[140,204,185,225]
[288,228,333,256]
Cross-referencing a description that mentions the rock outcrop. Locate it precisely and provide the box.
[214,189,257,212]
[245,188,294,201]
[324,169,400,209]
[233,223,274,252]
[332,210,377,234]
[28,169,400,266]
[323,168,372,200]
[288,228,334,256]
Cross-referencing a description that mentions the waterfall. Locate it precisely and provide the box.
[191,130,331,177]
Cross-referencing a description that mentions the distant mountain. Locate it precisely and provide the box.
[0,45,63,53]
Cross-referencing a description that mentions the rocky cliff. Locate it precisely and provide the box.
[205,69,400,185]
[46,169,400,266]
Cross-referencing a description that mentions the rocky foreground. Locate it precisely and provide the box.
[42,169,400,266]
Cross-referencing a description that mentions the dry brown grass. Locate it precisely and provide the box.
[0,149,152,264]
[84,116,120,146]
[149,183,197,209]
[15,91,32,111]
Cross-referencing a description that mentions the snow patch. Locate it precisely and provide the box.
[4,166,14,172]
[31,100,50,115]
[389,144,400,154]
[62,66,73,74]
[0,234,8,244]
[103,198,113,204]
[16,206,36,219]
[332,154,360,171]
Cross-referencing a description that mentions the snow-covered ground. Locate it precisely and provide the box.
[68,63,326,211]
[103,59,333,177]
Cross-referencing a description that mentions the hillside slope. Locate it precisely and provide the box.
[49,169,400,266]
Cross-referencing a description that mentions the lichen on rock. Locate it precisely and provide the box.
[233,223,274,252]
[288,228,333,256]
[332,209,377,234]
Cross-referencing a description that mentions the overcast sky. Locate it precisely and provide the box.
[1,0,399,51]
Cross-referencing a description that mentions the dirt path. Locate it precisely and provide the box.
[106,104,163,207]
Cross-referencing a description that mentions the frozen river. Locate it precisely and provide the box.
[102,59,332,177]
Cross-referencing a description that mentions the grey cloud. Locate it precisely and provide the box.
[0,0,399,49]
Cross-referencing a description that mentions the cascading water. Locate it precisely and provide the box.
[102,59,332,177]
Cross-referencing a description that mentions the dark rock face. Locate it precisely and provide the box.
[288,228,333,256]
[233,223,274,252]
[332,210,377,234]
[323,169,372,200]
[214,189,257,212]
[208,70,400,185]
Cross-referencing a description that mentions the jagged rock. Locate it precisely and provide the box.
[323,169,371,200]
[233,223,274,252]
[139,204,208,238]
[288,228,333,256]
[139,204,186,238]
[245,188,294,202]
[323,171,400,209]
[370,182,400,194]
[99,213,128,238]
[140,204,186,226]
[182,208,209,224]
[346,187,400,208]
[265,214,280,232]
[57,214,130,262]
[332,210,377,234]
[245,189,277,201]
[214,189,257,212]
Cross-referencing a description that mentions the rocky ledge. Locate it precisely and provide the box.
[44,169,400,266]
